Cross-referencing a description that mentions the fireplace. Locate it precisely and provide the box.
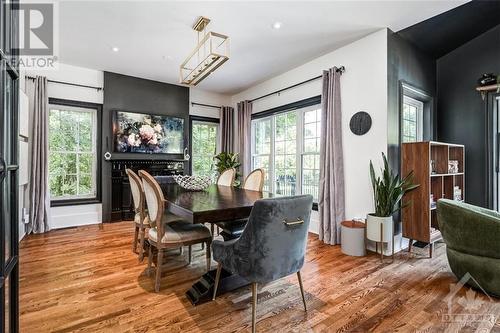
[110,159,185,221]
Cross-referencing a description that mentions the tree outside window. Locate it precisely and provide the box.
[48,104,97,200]
[192,121,219,177]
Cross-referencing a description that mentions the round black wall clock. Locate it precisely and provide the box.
[349,111,372,135]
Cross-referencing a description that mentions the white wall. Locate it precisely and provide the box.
[231,29,389,236]
[190,88,231,119]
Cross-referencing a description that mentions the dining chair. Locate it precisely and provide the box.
[242,168,265,191]
[216,168,236,186]
[126,169,148,262]
[216,168,265,240]
[139,170,213,292]
[211,195,313,333]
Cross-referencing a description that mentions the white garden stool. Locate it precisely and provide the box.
[341,220,366,256]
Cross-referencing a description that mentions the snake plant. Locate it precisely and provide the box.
[369,152,419,217]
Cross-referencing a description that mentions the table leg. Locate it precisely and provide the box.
[186,268,250,305]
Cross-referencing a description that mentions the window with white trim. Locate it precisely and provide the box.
[48,104,98,200]
[251,104,321,201]
[402,95,424,143]
[192,121,219,177]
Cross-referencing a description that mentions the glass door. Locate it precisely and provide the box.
[1,0,20,332]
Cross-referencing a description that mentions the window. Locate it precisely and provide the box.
[191,120,219,177]
[251,104,321,201]
[402,95,424,143]
[48,102,98,201]
[252,118,272,191]
[302,109,321,200]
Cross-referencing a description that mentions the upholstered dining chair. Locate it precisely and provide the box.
[139,170,213,292]
[126,169,148,262]
[216,168,266,240]
[242,168,265,191]
[216,168,236,186]
[212,195,313,333]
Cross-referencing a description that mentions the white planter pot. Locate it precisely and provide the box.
[366,214,393,242]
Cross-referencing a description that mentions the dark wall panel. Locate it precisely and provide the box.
[101,72,189,221]
[387,29,437,171]
[387,30,437,232]
[437,25,500,207]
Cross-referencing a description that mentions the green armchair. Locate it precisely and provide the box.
[437,199,500,297]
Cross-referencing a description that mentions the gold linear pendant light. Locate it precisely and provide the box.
[180,16,230,86]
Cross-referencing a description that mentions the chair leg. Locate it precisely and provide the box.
[297,271,307,311]
[155,250,163,292]
[211,224,215,237]
[132,226,139,253]
[147,245,153,277]
[188,245,192,264]
[138,229,146,262]
[206,241,211,271]
[212,262,222,301]
[251,282,258,333]
[408,239,413,254]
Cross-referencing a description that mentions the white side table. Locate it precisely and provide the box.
[340,220,366,256]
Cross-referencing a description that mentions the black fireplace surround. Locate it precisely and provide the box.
[111,159,185,221]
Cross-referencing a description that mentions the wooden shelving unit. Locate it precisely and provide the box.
[401,141,465,257]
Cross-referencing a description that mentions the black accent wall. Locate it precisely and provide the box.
[387,29,437,172]
[101,72,190,221]
[387,29,437,232]
[437,25,500,207]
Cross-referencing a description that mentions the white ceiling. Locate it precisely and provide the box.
[57,1,467,94]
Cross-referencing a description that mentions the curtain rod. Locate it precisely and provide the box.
[24,75,103,91]
[250,65,345,103]
[191,102,222,109]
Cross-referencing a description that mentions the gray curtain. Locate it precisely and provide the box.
[220,106,234,152]
[26,76,51,234]
[237,100,252,177]
[319,67,345,245]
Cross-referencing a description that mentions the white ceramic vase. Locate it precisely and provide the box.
[366,214,393,242]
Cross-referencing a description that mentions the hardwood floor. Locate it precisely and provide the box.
[20,222,499,332]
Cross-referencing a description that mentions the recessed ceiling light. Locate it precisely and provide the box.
[112,47,119,52]
[272,22,282,30]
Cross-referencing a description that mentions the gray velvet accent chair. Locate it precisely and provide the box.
[139,170,212,292]
[212,195,313,333]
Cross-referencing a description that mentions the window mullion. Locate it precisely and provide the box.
[270,116,275,195]
[296,109,303,196]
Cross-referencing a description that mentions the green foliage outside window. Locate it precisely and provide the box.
[48,107,96,199]
[192,122,218,178]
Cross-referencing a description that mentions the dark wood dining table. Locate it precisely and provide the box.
[160,183,273,224]
[158,182,273,305]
